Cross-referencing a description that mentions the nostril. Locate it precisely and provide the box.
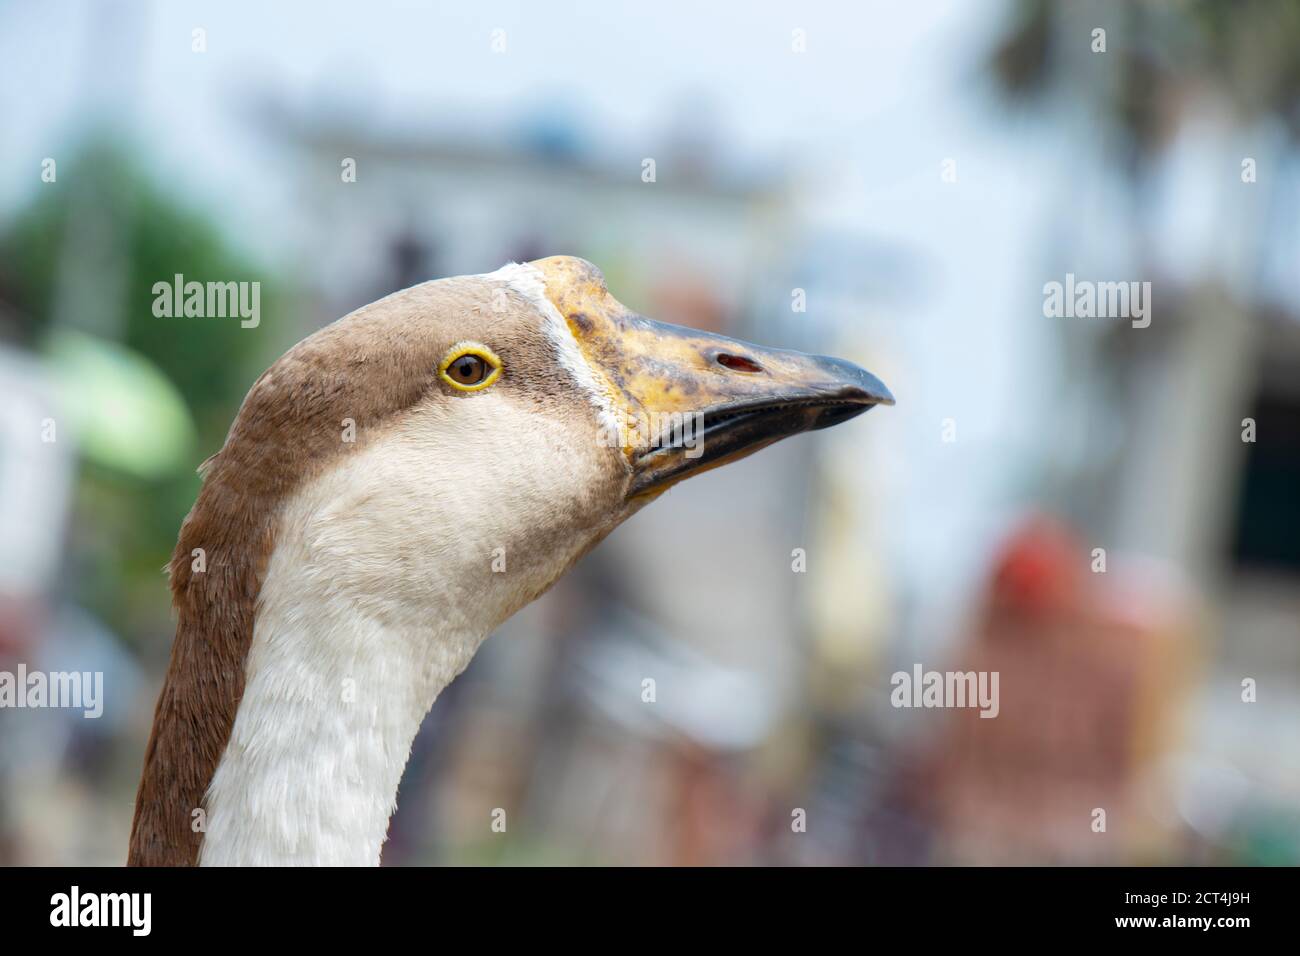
[716,352,764,374]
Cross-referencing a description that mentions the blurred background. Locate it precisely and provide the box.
[2,0,1299,865]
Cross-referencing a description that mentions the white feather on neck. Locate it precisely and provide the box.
[198,554,476,866]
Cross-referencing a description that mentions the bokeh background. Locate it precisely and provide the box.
[2,0,1298,865]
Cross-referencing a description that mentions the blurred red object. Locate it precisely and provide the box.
[989,515,1085,615]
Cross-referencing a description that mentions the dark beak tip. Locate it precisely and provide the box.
[858,381,895,407]
[822,358,894,408]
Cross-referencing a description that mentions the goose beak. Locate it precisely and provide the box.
[529,256,894,498]
[614,325,893,497]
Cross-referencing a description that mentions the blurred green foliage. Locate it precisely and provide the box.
[0,139,287,649]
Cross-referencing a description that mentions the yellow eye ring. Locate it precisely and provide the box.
[438,342,502,392]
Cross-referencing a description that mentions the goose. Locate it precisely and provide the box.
[127,255,893,866]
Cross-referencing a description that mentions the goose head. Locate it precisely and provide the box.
[129,256,892,866]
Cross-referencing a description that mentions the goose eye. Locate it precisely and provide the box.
[448,354,487,385]
[439,343,502,392]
